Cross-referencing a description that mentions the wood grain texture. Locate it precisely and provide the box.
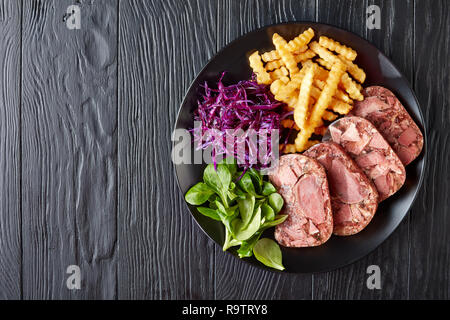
[215,0,316,300]
[409,0,450,299]
[21,0,118,299]
[0,0,22,300]
[117,0,217,299]
[0,0,448,300]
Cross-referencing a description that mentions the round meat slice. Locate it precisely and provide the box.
[351,86,424,165]
[304,142,379,236]
[268,154,333,247]
[324,116,406,202]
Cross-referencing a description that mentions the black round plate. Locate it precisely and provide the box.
[173,22,426,273]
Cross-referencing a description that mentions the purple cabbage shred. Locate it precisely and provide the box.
[192,72,290,171]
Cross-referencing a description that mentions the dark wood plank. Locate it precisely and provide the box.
[215,0,316,300]
[21,0,118,299]
[409,0,450,299]
[313,0,413,299]
[0,0,22,300]
[117,0,217,299]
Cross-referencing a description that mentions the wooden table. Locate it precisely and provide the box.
[0,0,448,300]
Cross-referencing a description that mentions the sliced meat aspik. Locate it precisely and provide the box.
[305,142,379,236]
[324,116,406,202]
[268,154,333,247]
[351,86,423,165]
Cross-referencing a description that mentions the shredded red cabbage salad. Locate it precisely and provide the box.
[192,72,291,171]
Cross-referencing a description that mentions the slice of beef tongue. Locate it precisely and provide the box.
[324,116,405,202]
[305,142,379,236]
[351,86,423,165]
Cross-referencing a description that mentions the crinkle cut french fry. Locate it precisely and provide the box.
[281,144,297,154]
[270,79,283,95]
[317,55,365,87]
[281,119,300,130]
[249,51,271,84]
[340,72,364,101]
[261,50,280,62]
[315,78,352,104]
[308,82,351,115]
[280,76,290,84]
[294,50,316,63]
[269,66,289,81]
[265,59,284,71]
[294,65,315,129]
[310,63,345,126]
[296,63,345,152]
[323,110,339,121]
[262,45,308,62]
[330,98,354,114]
[333,86,353,104]
[292,45,308,54]
[338,54,366,83]
[276,91,298,107]
[315,58,363,102]
[319,36,357,61]
[272,33,299,75]
[303,59,329,81]
[286,27,315,52]
[309,41,342,67]
[294,127,314,152]
[275,67,308,102]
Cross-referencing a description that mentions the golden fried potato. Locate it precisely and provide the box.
[294,128,313,152]
[269,66,289,81]
[315,58,363,102]
[286,28,315,52]
[294,49,316,63]
[263,45,308,62]
[322,110,339,121]
[338,54,366,83]
[279,76,290,84]
[261,50,280,62]
[249,51,272,84]
[295,62,345,152]
[310,62,345,125]
[275,67,308,102]
[276,91,298,106]
[265,59,284,71]
[248,29,369,153]
[309,41,342,67]
[302,59,329,82]
[281,144,298,154]
[314,78,352,104]
[329,98,354,114]
[294,64,315,129]
[272,33,299,75]
[309,83,351,117]
[319,36,357,61]
[292,45,309,54]
[281,119,300,130]
[340,72,364,101]
[270,79,284,96]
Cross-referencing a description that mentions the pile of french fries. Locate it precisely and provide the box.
[248,28,366,153]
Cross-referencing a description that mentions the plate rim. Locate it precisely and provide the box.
[172,21,428,274]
